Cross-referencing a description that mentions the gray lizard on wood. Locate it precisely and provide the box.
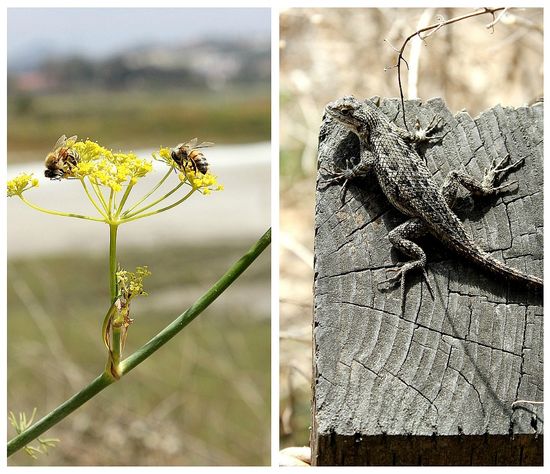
[321,96,543,304]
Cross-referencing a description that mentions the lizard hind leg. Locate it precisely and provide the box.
[441,154,525,201]
[378,218,434,311]
[482,153,525,193]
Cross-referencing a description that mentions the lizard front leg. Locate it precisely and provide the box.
[379,217,433,312]
[319,145,375,201]
[393,114,445,146]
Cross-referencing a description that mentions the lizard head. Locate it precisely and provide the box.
[325,96,367,133]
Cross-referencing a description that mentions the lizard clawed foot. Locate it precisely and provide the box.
[378,264,404,291]
[378,263,434,302]
[318,158,360,202]
[482,154,525,193]
[410,115,445,144]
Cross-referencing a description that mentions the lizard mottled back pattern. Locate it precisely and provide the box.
[322,96,542,303]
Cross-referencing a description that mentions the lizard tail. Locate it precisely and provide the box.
[459,243,543,290]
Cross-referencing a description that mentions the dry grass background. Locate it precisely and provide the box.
[279,7,543,451]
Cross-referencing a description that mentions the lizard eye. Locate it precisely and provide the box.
[340,108,351,116]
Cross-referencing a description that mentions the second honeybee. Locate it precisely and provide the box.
[171,138,214,175]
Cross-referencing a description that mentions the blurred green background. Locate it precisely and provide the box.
[8,88,270,159]
[8,7,270,466]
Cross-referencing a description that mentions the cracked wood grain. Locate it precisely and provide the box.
[312,98,543,466]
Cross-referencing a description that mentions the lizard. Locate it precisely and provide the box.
[321,96,543,305]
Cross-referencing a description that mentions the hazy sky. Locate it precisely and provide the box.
[8,8,270,65]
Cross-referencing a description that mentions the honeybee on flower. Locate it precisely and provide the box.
[44,135,80,180]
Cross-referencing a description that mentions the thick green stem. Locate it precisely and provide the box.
[107,224,122,376]
[7,372,115,457]
[7,228,271,458]
[110,326,123,379]
[122,227,271,373]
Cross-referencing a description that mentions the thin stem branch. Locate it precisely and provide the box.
[109,224,118,302]
[121,187,195,223]
[18,195,105,222]
[122,181,185,219]
[108,188,115,219]
[7,228,271,457]
[115,182,135,218]
[123,166,174,216]
[90,180,109,214]
[79,179,108,219]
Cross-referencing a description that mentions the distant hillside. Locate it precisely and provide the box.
[8,38,270,93]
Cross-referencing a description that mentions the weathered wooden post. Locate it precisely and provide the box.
[312,98,543,465]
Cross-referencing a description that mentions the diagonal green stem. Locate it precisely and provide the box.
[8,373,115,458]
[7,228,271,458]
[122,228,271,373]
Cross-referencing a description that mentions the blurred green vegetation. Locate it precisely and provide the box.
[8,243,270,466]
[8,88,270,161]
[280,148,306,184]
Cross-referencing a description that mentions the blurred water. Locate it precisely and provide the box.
[7,142,270,257]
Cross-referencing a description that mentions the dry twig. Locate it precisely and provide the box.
[386,7,507,128]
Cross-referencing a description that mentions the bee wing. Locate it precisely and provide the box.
[185,137,198,148]
[66,135,78,146]
[53,134,67,149]
[196,141,215,148]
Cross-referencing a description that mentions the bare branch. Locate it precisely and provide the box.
[388,7,507,129]
[486,7,509,31]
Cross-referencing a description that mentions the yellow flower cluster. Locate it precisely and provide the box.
[7,173,39,197]
[116,266,151,300]
[178,169,224,195]
[73,140,153,192]
[157,147,172,161]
